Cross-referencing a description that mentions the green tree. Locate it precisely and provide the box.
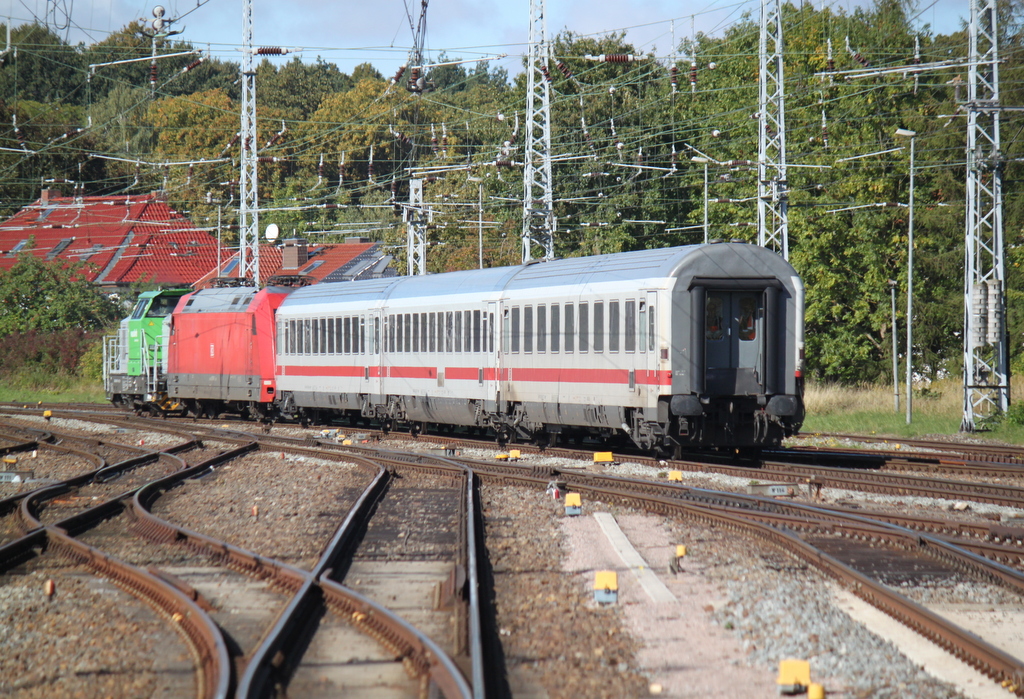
[0,250,122,336]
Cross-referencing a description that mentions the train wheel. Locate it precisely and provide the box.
[410,422,423,439]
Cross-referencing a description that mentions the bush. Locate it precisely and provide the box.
[0,328,106,386]
[1006,402,1024,426]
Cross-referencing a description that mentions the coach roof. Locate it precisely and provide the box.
[279,243,794,311]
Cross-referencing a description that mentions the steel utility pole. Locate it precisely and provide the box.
[405,179,428,275]
[962,0,1009,431]
[757,0,789,259]
[238,0,259,285]
[522,0,555,262]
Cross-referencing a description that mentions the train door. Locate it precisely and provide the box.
[704,291,764,395]
[368,310,384,406]
[485,301,499,410]
[643,290,660,400]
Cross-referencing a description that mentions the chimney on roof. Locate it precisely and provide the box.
[282,238,309,270]
[40,188,59,206]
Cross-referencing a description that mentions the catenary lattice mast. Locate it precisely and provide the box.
[962,0,1009,430]
[522,0,555,262]
[757,0,789,259]
[238,0,259,284]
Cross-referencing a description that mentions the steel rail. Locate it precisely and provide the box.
[129,442,477,698]
[0,445,232,699]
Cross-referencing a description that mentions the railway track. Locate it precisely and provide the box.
[6,405,1024,695]
[0,416,484,698]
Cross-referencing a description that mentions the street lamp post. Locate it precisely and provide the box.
[691,156,710,243]
[895,128,916,425]
[889,279,899,413]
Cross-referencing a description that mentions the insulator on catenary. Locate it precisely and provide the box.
[150,64,157,84]
[264,121,287,148]
[584,54,639,63]
[494,160,515,168]
[845,37,869,67]
[540,64,552,82]
[182,57,206,73]
[392,65,406,84]
[257,156,286,163]
[690,62,697,92]
[219,132,241,157]
[431,124,438,153]
[255,47,286,55]
[669,66,678,92]
[556,61,573,80]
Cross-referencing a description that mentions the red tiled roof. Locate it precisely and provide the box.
[191,241,384,289]
[0,190,219,287]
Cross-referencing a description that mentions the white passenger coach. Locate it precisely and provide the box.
[274,242,804,452]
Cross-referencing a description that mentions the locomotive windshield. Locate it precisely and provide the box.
[146,295,179,318]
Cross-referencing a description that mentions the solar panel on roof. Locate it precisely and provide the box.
[301,260,324,274]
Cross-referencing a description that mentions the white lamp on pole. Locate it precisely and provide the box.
[895,128,916,425]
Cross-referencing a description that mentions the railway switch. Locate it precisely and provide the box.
[564,492,582,516]
[593,571,618,604]
[777,658,811,695]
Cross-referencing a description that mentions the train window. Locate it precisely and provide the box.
[303,319,311,355]
[550,304,560,352]
[130,299,148,319]
[449,312,459,353]
[359,318,366,354]
[373,317,380,354]
[537,305,547,352]
[464,311,472,353]
[428,313,436,352]
[738,295,757,341]
[411,314,418,352]
[322,319,329,354]
[312,319,320,354]
[706,296,724,342]
[339,317,348,354]
[625,300,636,352]
[473,310,482,352]
[524,306,533,353]
[638,302,647,352]
[288,320,296,354]
[489,312,495,353]
[564,303,574,353]
[327,318,335,354]
[147,295,178,318]
[420,314,427,353]
[648,304,656,350]
[502,309,510,353]
[438,312,446,353]
[609,301,620,353]
[404,314,412,353]
[388,315,395,353]
[446,312,454,353]
[594,302,604,353]
[511,307,520,353]
[579,303,590,352]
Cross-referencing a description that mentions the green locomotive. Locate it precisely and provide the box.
[103,289,190,413]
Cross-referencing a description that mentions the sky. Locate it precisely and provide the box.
[0,0,972,77]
